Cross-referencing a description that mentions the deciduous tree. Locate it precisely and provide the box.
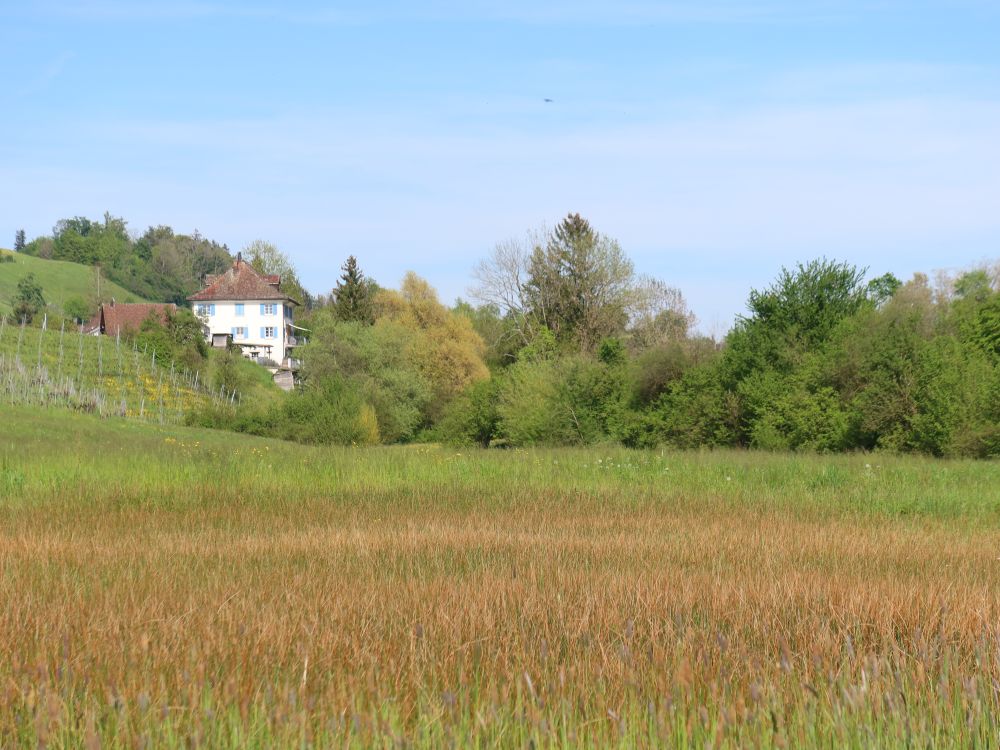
[13,273,45,324]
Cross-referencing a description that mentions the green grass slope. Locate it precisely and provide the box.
[0,248,146,317]
[0,321,223,423]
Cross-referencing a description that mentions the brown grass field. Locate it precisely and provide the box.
[1,405,999,747]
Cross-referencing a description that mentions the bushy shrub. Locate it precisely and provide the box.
[435,378,500,447]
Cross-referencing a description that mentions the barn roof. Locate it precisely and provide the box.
[92,302,178,336]
[187,257,296,303]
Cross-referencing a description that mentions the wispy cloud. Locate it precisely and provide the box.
[23,0,870,26]
[19,51,75,96]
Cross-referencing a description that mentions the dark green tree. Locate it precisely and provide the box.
[524,213,634,352]
[14,229,26,252]
[332,256,375,324]
[13,273,46,324]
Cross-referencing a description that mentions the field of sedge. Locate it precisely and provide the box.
[1,405,999,747]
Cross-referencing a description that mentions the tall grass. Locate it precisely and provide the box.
[1,406,999,747]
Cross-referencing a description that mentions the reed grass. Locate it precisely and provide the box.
[1,405,999,747]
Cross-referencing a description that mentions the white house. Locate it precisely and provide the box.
[187,255,303,369]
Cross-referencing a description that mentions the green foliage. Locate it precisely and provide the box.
[279,376,370,444]
[452,300,526,368]
[62,295,92,324]
[727,258,872,381]
[749,381,852,452]
[597,337,625,366]
[302,313,432,442]
[631,342,694,407]
[354,403,381,445]
[13,273,45,324]
[210,348,250,396]
[13,229,26,252]
[435,378,501,447]
[977,295,1000,358]
[331,255,376,324]
[22,215,232,305]
[132,308,209,373]
[643,362,741,449]
[497,354,628,446]
[525,213,634,351]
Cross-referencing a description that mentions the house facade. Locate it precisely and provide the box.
[187,255,302,368]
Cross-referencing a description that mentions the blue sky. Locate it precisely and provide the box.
[2,1,999,333]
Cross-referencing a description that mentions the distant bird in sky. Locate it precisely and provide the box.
[544,98,554,103]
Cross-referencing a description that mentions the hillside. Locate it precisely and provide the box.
[0,319,227,423]
[0,248,146,318]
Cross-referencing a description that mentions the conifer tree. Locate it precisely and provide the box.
[332,256,375,324]
[14,229,26,252]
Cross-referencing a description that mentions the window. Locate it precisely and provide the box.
[232,327,247,339]
[261,303,277,315]
[262,326,276,339]
[196,304,215,316]
[235,303,244,316]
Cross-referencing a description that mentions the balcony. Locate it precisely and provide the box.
[286,335,307,347]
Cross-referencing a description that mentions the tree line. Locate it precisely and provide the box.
[191,213,999,458]
[11,214,1000,457]
[16,214,234,305]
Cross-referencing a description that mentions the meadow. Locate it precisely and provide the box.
[0,250,142,317]
[2,405,1000,747]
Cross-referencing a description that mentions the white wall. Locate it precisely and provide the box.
[195,299,295,364]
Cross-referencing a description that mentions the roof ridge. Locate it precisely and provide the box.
[187,257,296,303]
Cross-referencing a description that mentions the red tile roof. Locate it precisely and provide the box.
[187,258,296,303]
[92,303,178,336]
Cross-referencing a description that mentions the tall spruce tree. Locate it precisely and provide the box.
[525,213,634,351]
[14,229,26,252]
[332,256,375,324]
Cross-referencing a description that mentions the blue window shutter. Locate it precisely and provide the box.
[259,327,265,338]
[260,303,265,314]
[231,327,235,337]
[210,304,215,315]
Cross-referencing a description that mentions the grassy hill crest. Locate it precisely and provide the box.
[0,248,147,319]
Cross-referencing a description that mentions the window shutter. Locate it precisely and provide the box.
[260,327,265,338]
[260,303,265,314]
[231,327,235,338]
